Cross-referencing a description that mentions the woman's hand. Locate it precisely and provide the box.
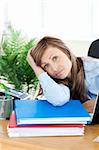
[83,99,95,113]
[26,49,44,76]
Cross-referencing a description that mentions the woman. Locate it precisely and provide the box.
[27,36,99,112]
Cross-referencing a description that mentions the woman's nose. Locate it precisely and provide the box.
[51,64,58,72]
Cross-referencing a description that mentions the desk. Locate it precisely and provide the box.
[0,120,99,150]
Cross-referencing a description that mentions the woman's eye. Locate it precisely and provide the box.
[44,64,49,69]
[52,56,58,61]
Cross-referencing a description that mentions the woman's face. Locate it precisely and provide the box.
[41,46,72,79]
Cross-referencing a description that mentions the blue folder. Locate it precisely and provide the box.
[14,100,90,125]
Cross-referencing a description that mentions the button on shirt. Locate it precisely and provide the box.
[38,57,99,106]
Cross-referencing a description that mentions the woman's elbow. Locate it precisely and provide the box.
[45,86,70,106]
[52,98,70,106]
[47,93,70,106]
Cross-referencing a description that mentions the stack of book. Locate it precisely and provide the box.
[7,100,91,137]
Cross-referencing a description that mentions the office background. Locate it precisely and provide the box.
[0,0,99,56]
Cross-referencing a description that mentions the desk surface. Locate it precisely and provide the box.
[0,120,99,150]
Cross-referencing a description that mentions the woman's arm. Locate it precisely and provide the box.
[38,72,70,106]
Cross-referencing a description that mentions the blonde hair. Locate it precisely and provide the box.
[31,36,88,103]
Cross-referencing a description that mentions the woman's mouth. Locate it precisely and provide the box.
[55,70,64,77]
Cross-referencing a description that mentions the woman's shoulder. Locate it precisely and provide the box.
[81,56,99,79]
[82,56,99,71]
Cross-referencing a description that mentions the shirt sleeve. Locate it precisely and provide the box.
[83,57,99,97]
[38,72,70,106]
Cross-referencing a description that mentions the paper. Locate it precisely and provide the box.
[93,136,99,142]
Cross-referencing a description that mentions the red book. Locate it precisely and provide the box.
[7,111,84,137]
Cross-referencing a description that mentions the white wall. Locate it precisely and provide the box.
[64,40,92,56]
[0,0,99,40]
[0,0,97,56]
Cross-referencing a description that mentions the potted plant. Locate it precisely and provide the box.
[0,24,38,93]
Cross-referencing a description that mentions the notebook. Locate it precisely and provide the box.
[14,99,90,125]
[90,94,99,124]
